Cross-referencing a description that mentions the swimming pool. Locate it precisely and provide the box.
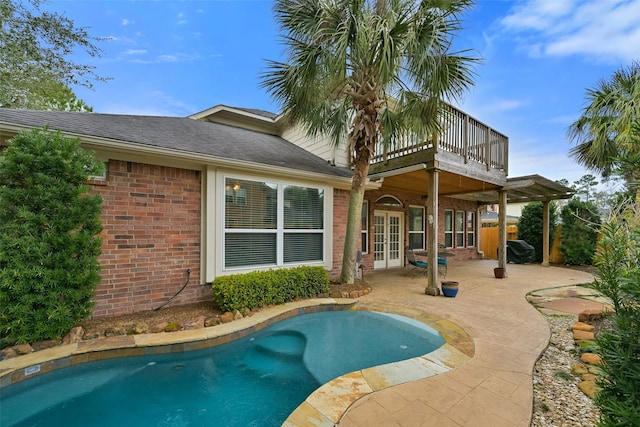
[1,310,445,426]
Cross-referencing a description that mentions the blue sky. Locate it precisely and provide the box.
[48,0,639,185]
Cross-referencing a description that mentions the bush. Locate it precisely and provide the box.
[0,128,103,346]
[517,201,557,263]
[211,266,329,312]
[560,198,601,265]
[591,202,640,426]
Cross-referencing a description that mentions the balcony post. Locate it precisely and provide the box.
[425,168,440,296]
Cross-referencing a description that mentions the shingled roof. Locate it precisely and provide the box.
[0,109,352,178]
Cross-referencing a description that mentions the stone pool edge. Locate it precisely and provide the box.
[0,298,355,388]
[0,298,475,427]
[282,301,475,427]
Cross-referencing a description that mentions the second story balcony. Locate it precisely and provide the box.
[370,103,509,187]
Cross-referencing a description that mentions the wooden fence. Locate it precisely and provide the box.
[480,225,564,263]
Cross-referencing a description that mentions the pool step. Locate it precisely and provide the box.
[242,331,307,378]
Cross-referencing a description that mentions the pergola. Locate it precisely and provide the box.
[455,174,575,277]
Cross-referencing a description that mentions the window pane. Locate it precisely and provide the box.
[225,178,277,229]
[225,233,276,267]
[284,233,323,263]
[361,201,368,253]
[445,211,453,232]
[284,186,324,229]
[409,233,423,250]
[445,233,453,248]
[467,212,475,247]
[409,207,424,231]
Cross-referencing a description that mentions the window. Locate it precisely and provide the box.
[409,206,425,250]
[361,200,369,253]
[466,211,476,247]
[223,177,325,269]
[456,211,465,247]
[444,210,453,248]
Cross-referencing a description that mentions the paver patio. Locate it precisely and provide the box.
[338,259,596,427]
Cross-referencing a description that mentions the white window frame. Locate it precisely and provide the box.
[361,200,369,254]
[466,211,476,248]
[221,174,329,271]
[444,209,454,248]
[456,211,465,248]
[408,206,425,250]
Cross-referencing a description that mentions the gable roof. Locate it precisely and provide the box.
[0,108,351,178]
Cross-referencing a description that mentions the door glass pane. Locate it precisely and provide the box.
[388,215,400,261]
[374,215,385,261]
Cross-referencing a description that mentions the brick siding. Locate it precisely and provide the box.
[90,160,210,317]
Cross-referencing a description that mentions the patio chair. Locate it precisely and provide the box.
[437,257,448,277]
[406,248,428,276]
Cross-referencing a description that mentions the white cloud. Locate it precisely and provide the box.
[121,18,133,26]
[500,0,640,63]
[123,49,147,55]
[177,12,187,25]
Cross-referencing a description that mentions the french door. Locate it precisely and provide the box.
[373,211,403,269]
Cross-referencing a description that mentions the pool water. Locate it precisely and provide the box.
[1,310,445,427]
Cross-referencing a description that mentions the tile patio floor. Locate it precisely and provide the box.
[337,259,596,427]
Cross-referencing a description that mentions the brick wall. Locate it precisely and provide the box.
[330,188,350,280]
[90,160,210,317]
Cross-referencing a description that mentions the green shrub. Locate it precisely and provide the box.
[0,128,103,347]
[592,202,640,426]
[211,266,329,312]
[517,201,557,262]
[560,198,601,265]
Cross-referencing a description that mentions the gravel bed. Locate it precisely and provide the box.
[531,314,600,426]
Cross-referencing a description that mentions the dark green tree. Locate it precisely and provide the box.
[573,174,599,203]
[1,0,104,109]
[517,201,557,263]
[0,128,103,346]
[560,198,601,265]
[591,201,640,426]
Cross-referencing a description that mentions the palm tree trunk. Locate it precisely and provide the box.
[339,155,371,284]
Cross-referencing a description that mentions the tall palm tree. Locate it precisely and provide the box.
[568,62,640,192]
[262,0,478,283]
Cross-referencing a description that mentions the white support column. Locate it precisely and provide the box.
[542,200,550,266]
[425,169,440,296]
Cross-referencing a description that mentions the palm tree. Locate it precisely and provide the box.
[261,0,478,283]
[568,62,640,195]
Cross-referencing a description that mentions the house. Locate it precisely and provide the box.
[0,105,572,316]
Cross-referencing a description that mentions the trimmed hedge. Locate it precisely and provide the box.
[211,266,329,312]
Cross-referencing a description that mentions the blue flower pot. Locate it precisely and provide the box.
[441,281,459,298]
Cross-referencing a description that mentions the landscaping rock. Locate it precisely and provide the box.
[579,309,604,323]
[31,340,60,351]
[578,380,598,398]
[581,353,602,365]
[572,329,595,341]
[104,326,126,337]
[233,310,243,321]
[149,322,169,333]
[63,326,84,344]
[164,322,181,332]
[1,348,17,360]
[205,316,222,327]
[184,316,206,330]
[572,321,595,332]
[571,363,590,376]
[219,312,234,323]
[11,344,33,355]
[129,322,148,335]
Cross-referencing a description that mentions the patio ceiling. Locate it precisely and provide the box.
[370,166,573,204]
[453,174,575,204]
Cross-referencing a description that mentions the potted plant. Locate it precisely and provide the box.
[441,281,459,297]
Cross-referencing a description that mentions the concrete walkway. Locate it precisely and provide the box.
[338,259,595,427]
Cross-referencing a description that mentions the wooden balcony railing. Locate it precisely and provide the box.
[372,103,509,174]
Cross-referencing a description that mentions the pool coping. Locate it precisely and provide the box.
[0,298,474,426]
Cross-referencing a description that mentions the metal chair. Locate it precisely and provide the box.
[406,248,428,276]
